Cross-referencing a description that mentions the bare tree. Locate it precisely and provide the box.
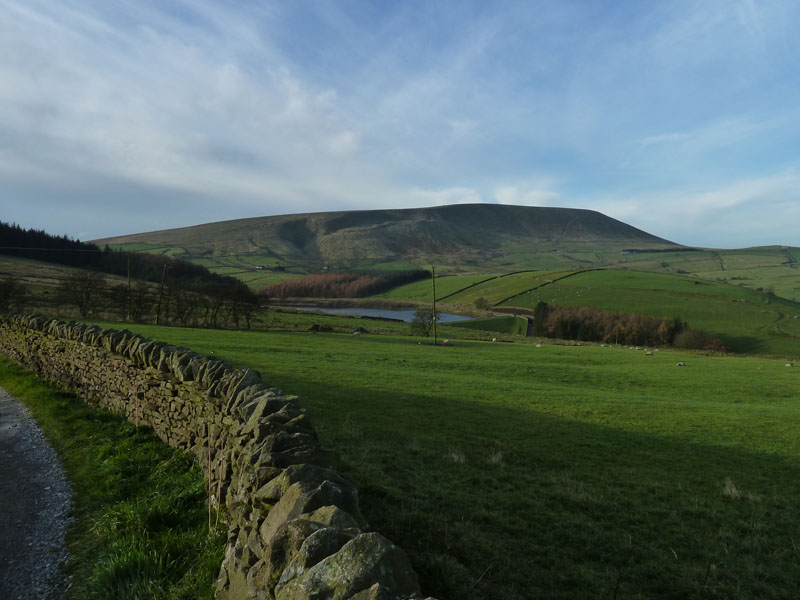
[0,274,27,314]
[57,271,106,317]
[409,308,438,337]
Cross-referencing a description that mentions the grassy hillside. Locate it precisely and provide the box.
[95,204,677,276]
[500,269,800,355]
[91,321,800,600]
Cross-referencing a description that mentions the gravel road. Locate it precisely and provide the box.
[0,386,72,600]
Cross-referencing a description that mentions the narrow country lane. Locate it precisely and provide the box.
[0,386,72,600]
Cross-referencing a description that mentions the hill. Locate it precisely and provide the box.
[94,204,678,275]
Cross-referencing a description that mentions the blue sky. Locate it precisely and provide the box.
[2,0,800,247]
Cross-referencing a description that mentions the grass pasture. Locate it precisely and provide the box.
[374,274,499,302]
[442,269,579,306]
[448,315,528,335]
[500,269,800,355]
[100,321,800,600]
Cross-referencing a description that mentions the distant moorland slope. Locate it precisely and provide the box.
[95,204,678,272]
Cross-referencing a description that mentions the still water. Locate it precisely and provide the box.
[289,306,475,323]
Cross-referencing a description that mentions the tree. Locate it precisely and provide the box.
[57,271,106,317]
[531,301,550,336]
[409,308,437,337]
[0,275,26,314]
[474,296,490,311]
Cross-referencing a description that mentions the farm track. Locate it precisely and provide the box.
[0,388,71,600]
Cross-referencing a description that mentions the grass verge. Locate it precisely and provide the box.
[0,356,225,600]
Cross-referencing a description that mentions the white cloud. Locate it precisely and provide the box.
[596,172,800,247]
[406,186,483,207]
[0,0,367,208]
[494,185,560,207]
[639,117,773,153]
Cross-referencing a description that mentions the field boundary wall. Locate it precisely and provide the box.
[0,314,428,600]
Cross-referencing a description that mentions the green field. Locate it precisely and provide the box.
[441,270,579,306]
[499,269,800,355]
[374,274,499,302]
[90,320,800,600]
[448,315,528,335]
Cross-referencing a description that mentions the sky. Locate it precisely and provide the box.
[2,0,800,247]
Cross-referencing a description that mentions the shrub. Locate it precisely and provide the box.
[474,297,490,310]
[673,329,727,352]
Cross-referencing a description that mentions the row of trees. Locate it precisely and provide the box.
[531,302,726,350]
[53,271,264,329]
[0,271,264,330]
[263,270,430,298]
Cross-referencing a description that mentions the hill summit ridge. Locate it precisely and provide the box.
[95,203,678,270]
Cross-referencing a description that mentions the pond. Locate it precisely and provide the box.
[287,306,475,323]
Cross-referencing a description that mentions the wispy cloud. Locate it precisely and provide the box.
[494,184,560,207]
[640,117,773,153]
[596,172,800,247]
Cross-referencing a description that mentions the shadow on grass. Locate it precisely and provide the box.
[279,378,800,600]
[716,334,763,354]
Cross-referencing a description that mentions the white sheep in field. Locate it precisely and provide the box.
[645,351,654,356]
[676,362,686,367]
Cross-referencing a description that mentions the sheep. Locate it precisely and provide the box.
[676,362,686,367]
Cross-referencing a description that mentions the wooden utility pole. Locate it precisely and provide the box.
[126,254,131,321]
[431,265,437,345]
[155,264,167,325]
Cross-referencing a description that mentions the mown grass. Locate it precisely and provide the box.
[104,321,800,600]
[500,269,800,355]
[0,357,225,600]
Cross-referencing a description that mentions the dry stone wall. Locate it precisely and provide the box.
[0,315,429,600]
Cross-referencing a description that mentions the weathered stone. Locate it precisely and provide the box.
[302,505,364,531]
[260,518,324,589]
[277,526,360,589]
[274,533,422,600]
[256,464,348,504]
[259,477,364,544]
